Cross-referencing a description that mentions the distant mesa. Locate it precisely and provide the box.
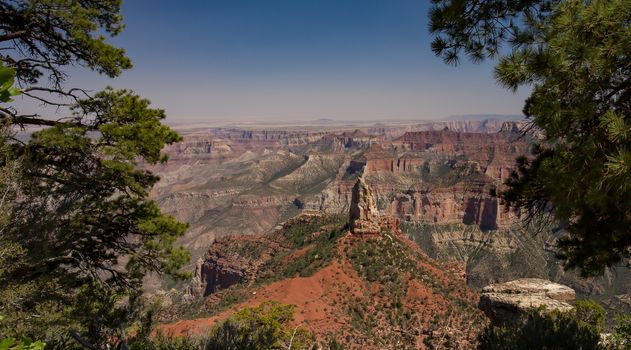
[339,129,369,138]
[312,118,336,124]
[445,114,525,122]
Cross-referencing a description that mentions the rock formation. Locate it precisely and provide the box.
[479,278,576,324]
[184,234,286,299]
[349,177,381,235]
[185,253,247,300]
[150,120,631,312]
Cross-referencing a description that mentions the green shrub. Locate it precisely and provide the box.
[478,303,605,350]
[0,337,45,350]
[205,301,314,350]
[130,333,200,350]
[328,337,345,350]
[574,299,606,334]
[130,302,315,350]
[477,300,631,349]
[606,315,631,350]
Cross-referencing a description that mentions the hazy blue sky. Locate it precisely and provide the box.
[29,0,530,122]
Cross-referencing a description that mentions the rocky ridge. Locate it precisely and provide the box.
[479,278,576,324]
[170,180,485,348]
[165,211,485,349]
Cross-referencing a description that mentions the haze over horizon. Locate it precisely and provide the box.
[15,0,530,123]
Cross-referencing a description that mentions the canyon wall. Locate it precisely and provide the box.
[153,118,631,301]
[306,127,530,230]
[152,120,530,267]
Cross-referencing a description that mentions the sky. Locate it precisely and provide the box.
[21,0,530,123]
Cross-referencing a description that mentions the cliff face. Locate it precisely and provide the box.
[373,129,528,182]
[307,129,529,230]
[187,255,245,299]
[185,235,287,299]
[386,190,503,229]
[402,219,631,299]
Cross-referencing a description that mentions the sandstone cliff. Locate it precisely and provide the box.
[185,235,286,299]
[308,128,529,230]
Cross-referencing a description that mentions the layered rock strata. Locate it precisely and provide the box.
[185,235,287,299]
[479,278,576,324]
[349,177,381,235]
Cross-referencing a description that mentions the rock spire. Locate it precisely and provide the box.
[349,177,381,235]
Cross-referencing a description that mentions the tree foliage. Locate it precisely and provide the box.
[0,63,20,103]
[479,300,631,350]
[479,300,604,350]
[0,337,45,350]
[128,302,315,350]
[0,0,189,347]
[430,0,631,275]
[607,315,631,349]
[1,0,130,87]
[0,63,20,229]
[205,301,314,350]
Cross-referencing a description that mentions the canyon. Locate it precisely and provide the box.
[152,117,529,257]
[150,116,631,314]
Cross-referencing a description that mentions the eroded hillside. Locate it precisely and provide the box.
[160,213,486,349]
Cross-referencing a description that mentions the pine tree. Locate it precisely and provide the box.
[0,1,190,347]
[430,0,631,276]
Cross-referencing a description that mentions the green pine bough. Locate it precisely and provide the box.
[0,1,190,348]
[430,0,631,276]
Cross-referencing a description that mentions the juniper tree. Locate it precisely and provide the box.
[0,1,190,347]
[429,0,631,275]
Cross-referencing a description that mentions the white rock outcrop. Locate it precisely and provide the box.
[479,278,576,323]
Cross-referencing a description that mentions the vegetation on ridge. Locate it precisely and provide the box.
[166,215,485,349]
[132,302,315,350]
[479,300,631,350]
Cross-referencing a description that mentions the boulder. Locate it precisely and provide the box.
[479,278,576,324]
